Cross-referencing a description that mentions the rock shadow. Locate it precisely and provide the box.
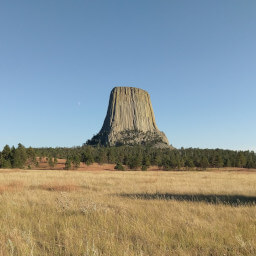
[118,193,256,206]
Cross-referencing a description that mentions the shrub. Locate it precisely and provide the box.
[114,163,124,171]
[141,165,148,171]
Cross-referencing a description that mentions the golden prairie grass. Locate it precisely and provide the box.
[32,183,80,192]
[0,169,255,255]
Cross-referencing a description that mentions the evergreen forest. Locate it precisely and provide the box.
[0,144,256,170]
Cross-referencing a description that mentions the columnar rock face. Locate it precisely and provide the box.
[87,87,170,147]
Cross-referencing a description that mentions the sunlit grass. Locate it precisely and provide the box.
[0,169,255,255]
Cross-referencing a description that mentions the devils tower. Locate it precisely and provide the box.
[87,87,170,147]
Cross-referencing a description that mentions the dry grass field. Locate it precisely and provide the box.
[0,169,255,256]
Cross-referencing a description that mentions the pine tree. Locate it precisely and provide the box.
[215,155,224,168]
[64,158,72,170]
[81,148,94,166]
[97,149,108,164]
[26,147,36,165]
[0,145,12,168]
[54,157,58,166]
[107,148,116,163]
[236,152,246,168]
[185,159,194,168]
[201,156,209,169]
[114,162,124,171]
[48,157,54,169]
[13,143,27,169]
[142,155,151,170]
[72,154,80,169]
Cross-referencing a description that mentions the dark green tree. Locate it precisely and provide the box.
[64,158,72,170]
[26,147,36,165]
[48,157,54,169]
[114,162,124,171]
[236,152,246,168]
[54,157,58,166]
[107,148,116,163]
[201,156,209,169]
[185,159,194,168]
[72,154,80,169]
[96,149,108,164]
[81,148,94,166]
[141,155,151,170]
[13,143,27,168]
[0,145,12,168]
[128,150,143,169]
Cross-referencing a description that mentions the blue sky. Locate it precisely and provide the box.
[0,0,255,150]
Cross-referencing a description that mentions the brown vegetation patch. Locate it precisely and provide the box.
[0,181,24,193]
[32,183,80,192]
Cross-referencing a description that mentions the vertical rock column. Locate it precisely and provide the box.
[88,87,170,147]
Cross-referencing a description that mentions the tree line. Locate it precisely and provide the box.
[1,144,255,170]
[0,144,36,169]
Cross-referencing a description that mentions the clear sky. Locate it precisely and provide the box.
[0,0,255,151]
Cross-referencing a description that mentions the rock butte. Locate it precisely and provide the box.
[87,87,170,148]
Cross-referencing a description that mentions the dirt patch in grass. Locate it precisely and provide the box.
[0,181,24,193]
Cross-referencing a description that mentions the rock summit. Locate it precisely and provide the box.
[87,87,170,147]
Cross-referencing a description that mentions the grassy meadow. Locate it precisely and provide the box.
[0,168,255,255]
